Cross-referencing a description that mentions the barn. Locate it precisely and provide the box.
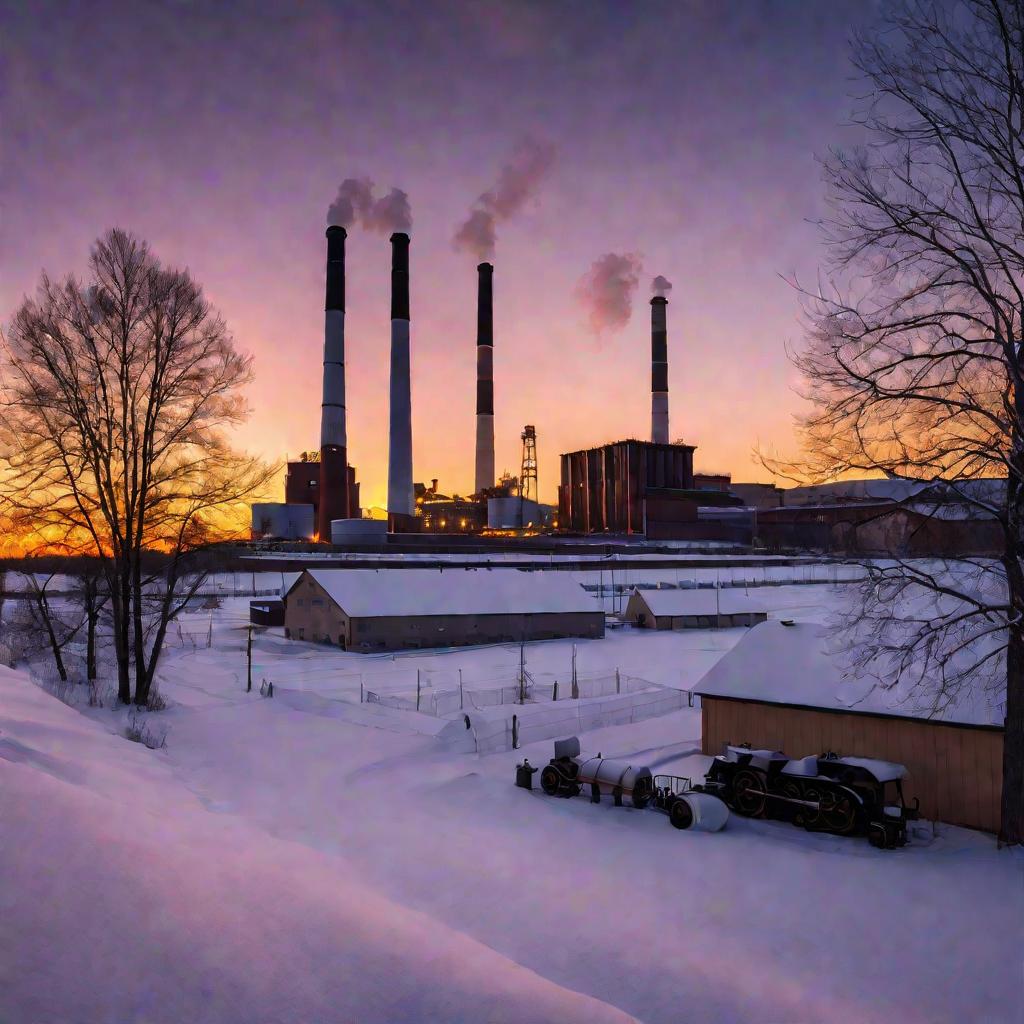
[284,568,604,652]
[623,587,768,630]
[694,620,1005,833]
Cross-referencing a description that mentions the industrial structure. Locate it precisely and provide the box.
[651,295,670,444]
[283,568,604,650]
[387,232,415,528]
[474,262,495,495]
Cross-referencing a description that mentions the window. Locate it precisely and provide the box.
[297,598,305,607]
[312,598,324,607]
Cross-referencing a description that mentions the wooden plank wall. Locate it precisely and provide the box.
[701,698,1003,833]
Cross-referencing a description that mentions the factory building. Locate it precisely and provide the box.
[558,438,695,535]
[284,568,604,651]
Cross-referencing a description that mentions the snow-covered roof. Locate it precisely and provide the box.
[782,478,929,506]
[695,620,1003,727]
[294,568,602,618]
[630,588,766,617]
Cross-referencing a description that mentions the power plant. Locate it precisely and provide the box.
[250,220,753,547]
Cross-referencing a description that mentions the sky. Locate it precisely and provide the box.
[1,0,876,508]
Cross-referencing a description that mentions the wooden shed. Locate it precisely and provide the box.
[695,620,1005,833]
[623,587,767,630]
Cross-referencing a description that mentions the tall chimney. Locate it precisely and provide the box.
[651,295,669,444]
[387,232,414,518]
[474,262,495,495]
[318,225,350,541]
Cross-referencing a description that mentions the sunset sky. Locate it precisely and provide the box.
[2,0,873,508]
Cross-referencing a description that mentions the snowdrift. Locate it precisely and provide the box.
[0,670,635,1024]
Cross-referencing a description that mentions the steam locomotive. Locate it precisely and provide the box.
[703,745,919,848]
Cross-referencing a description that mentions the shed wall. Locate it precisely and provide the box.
[701,697,1003,833]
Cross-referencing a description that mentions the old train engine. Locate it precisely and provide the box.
[704,745,918,848]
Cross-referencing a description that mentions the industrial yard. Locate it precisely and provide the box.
[2,566,1021,1024]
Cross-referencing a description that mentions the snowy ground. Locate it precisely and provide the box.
[2,579,1022,1024]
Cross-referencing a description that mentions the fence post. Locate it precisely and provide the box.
[360,678,364,703]
[512,713,518,750]
[552,680,558,701]
[416,669,421,712]
[459,669,463,709]
[615,667,620,694]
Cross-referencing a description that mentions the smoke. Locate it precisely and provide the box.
[327,178,412,232]
[651,275,673,298]
[576,253,643,334]
[453,136,556,260]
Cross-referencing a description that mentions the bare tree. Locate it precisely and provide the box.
[774,0,1024,843]
[0,229,273,705]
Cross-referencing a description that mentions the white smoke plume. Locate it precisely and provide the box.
[576,252,643,334]
[453,136,556,260]
[327,178,412,232]
[651,275,673,298]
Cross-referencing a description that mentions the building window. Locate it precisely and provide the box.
[297,598,305,607]
[312,598,324,607]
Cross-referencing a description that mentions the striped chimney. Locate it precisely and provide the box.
[651,295,669,444]
[474,262,495,494]
[318,225,350,540]
[387,232,414,517]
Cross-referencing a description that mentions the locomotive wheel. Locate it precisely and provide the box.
[819,788,859,836]
[669,798,694,830]
[731,769,767,817]
[781,781,805,826]
[801,785,823,829]
[540,765,562,796]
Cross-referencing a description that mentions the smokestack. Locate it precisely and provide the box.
[651,296,669,444]
[387,232,414,518]
[474,262,495,495]
[318,226,350,540]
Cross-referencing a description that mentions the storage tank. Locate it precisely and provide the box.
[575,756,653,807]
[488,496,542,529]
[251,503,315,541]
[330,518,388,545]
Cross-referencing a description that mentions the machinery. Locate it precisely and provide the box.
[534,737,729,832]
[703,745,919,848]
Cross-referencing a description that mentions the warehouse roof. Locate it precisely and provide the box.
[695,620,1004,728]
[291,568,601,618]
[629,587,767,618]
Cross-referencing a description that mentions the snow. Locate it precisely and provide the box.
[296,567,602,616]
[695,620,1005,727]
[3,577,1022,1024]
[837,756,908,782]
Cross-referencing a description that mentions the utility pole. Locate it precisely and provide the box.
[246,625,253,692]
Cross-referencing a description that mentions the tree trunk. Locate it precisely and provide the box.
[1001,627,1024,845]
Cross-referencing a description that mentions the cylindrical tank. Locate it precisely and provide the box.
[576,757,653,806]
[673,792,729,832]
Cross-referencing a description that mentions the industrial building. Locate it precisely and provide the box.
[558,438,696,536]
[623,588,767,629]
[695,620,1005,833]
[283,568,604,651]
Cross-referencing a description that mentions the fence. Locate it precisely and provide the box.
[361,669,651,718]
[438,682,689,754]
